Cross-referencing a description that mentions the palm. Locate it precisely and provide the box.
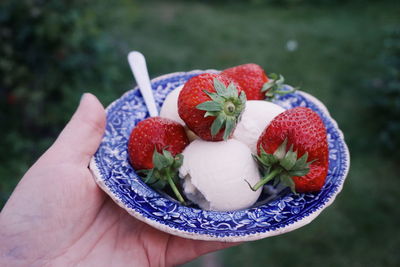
[0,94,236,267]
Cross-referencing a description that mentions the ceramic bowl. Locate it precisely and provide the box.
[89,69,350,242]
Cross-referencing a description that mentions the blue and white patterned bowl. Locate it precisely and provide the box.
[89,70,350,242]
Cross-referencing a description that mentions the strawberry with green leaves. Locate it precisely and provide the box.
[222,63,293,100]
[249,107,329,193]
[128,117,189,203]
[178,73,246,141]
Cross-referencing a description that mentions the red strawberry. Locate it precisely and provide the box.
[250,107,328,193]
[128,116,189,203]
[178,73,246,141]
[222,63,292,100]
[222,63,268,100]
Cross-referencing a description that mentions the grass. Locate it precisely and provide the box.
[1,0,400,266]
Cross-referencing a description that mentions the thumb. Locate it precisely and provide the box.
[41,93,106,166]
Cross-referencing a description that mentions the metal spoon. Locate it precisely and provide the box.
[128,51,159,117]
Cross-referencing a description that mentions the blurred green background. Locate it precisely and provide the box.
[1,0,399,266]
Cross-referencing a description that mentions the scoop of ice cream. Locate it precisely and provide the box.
[233,100,285,154]
[160,85,185,125]
[179,139,261,211]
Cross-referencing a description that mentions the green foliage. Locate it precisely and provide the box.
[0,0,136,204]
[371,27,400,157]
[0,0,122,132]
[193,0,352,5]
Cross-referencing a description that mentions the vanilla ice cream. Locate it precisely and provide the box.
[233,100,285,154]
[179,139,261,211]
[160,85,185,125]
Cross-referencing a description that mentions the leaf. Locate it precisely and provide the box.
[203,90,223,103]
[292,152,309,170]
[280,145,297,170]
[153,150,169,169]
[261,81,275,92]
[211,113,225,136]
[263,165,272,175]
[162,150,174,165]
[273,138,288,160]
[262,153,278,166]
[227,82,239,98]
[289,168,310,177]
[259,145,268,157]
[252,153,260,162]
[239,90,247,104]
[276,74,285,85]
[280,174,296,194]
[214,78,228,97]
[223,117,235,140]
[172,154,184,169]
[257,154,269,166]
[269,73,279,80]
[196,101,222,111]
[265,91,275,98]
[152,150,163,169]
[144,168,154,183]
[204,111,219,117]
[262,73,288,100]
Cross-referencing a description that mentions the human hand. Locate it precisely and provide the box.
[0,93,239,267]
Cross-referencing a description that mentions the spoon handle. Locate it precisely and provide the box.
[128,51,159,117]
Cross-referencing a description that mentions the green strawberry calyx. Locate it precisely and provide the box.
[196,78,246,140]
[138,148,186,204]
[262,73,296,100]
[246,138,313,193]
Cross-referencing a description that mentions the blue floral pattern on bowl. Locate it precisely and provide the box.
[90,70,350,241]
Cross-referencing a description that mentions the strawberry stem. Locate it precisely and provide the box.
[261,73,297,100]
[251,168,282,191]
[251,139,313,193]
[196,78,246,140]
[139,149,186,204]
[167,174,185,204]
[224,102,236,115]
